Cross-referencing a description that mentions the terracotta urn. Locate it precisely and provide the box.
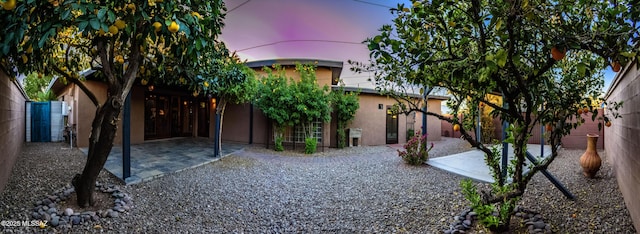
[579,134,601,178]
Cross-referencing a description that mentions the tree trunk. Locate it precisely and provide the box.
[215,98,227,157]
[73,95,123,207]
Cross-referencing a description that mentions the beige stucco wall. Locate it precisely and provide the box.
[0,72,27,192]
[413,99,443,141]
[349,94,402,145]
[604,61,640,231]
[221,102,252,143]
[253,66,334,87]
[58,83,146,148]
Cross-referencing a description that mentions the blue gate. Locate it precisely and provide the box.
[31,102,51,142]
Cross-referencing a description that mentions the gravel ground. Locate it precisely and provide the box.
[0,138,635,233]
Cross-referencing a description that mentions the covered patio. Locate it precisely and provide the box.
[427,143,552,183]
[80,138,245,184]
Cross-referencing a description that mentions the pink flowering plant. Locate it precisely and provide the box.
[398,132,434,165]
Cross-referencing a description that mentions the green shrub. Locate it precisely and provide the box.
[275,136,284,152]
[397,132,433,165]
[406,129,415,141]
[305,137,317,154]
[337,127,347,149]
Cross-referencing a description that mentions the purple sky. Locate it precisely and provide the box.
[220,0,617,92]
[221,0,412,88]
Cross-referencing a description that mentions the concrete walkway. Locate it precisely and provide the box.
[80,138,245,184]
[427,144,552,183]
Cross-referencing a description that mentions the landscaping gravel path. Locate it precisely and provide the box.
[0,138,635,233]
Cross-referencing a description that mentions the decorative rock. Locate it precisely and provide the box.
[50,216,60,227]
[81,211,96,216]
[47,207,57,214]
[64,208,74,216]
[463,219,472,226]
[533,221,546,229]
[71,216,81,225]
[108,211,119,218]
[42,198,52,206]
[31,212,41,219]
[35,200,42,206]
[91,214,100,222]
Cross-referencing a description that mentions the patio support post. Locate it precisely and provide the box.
[122,92,131,179]
[214,112,221,157]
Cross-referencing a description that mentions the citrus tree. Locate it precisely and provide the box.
[330,86,359,149]
[0,0,229,207]
[355,0,638,230]
[192,45,257,157]
[291,64,331,153]
[255,65,296,151]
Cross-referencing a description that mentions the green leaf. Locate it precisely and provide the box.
[61,9,72,20]
[495,49,507,67]
[78,20,89,32]
[577,63,586,77]
[89,18,100,30]
[97,8,107,20]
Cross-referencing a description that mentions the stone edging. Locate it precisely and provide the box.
[30,182,132,228]
[443,206,552,233]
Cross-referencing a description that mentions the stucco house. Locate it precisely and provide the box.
[49,59,445,152]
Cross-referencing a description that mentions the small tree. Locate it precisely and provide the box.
[356,0,637,230]
[255,65,296,151]
[0,0,230,207]
[330,86,360,148]
[192,46,257,156]
[291,64,331,153]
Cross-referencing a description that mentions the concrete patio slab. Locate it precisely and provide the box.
[80,138,245,184]
[427,144,552,183]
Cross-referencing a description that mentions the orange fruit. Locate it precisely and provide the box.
[152,22,162,32]
[551,47,566,61]
[611,61,621,72]
[605,121,612,127]
[191,12,203,19]
[168,21,180,33]
[3,0,16,10]
[453,124,460,132]
[577,109,583,115]
[545,123,553,132]
[582,107,589,114]
[115,55,124,64]
[108,25,119,35]
[114,19,126,30]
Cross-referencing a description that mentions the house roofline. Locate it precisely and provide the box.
[245,58,343,69]
[331,85,450,100]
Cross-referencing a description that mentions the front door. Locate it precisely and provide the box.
[386,107,398,144]
[31,102,51,142]
[197,99,209,137]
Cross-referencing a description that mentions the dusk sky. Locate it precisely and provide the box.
[220,0,618,93]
